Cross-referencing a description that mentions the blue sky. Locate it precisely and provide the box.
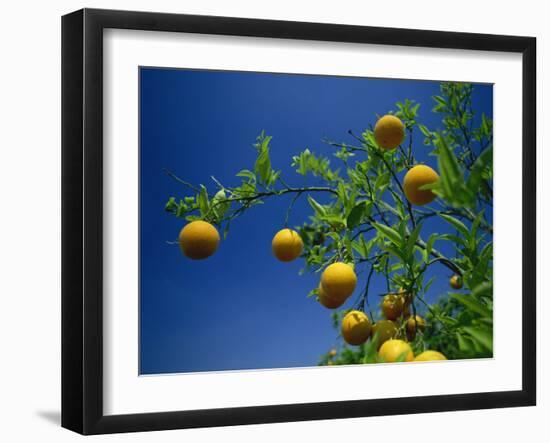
[139,67,493,374]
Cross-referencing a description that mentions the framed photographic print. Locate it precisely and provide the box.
[62,8,536,435]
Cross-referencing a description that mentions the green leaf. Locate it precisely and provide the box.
[338,181,351,212]
[372,222,402,247]
[211,189,230,220]
[418,124,431,137]
[470,211,483,241]
[450,293,491,318]
[433,95,446,106]
[363,201,373,218]
[406,222,423,258]
[425,233,438,259]
[467,146,493,196]
[236,169,256,181]
[197,185,209,217]
[472,281,493,299]
[292,149,309,175]
[165,196,177,211]
[347,201,369,229]
[395,351,410,363]
[359,235,371,258]
[268,170,281,186]
[325,232,341,243]
[344,236,354,261]
[319,214,345,228]
[436,134,463,202]
[381,243,405,261]
[481,113,492,137]
[362,332,380,363]
[175,201,187,218]
[423,276,436,294]
[374,172,390,195]
[291,149,338,181]
[463,326,493,352]
[260,134,272,151]
[457,333,473,354]
[352,236,369,259]
[378,201,401,217]
[435,232,467,247]
[307,195,327,217]
[479,242,493,264]
[439,213,469,238]
[254,146,271,184]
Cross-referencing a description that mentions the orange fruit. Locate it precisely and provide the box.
[374,115,405,150]
[382,293,405,320]
[450,275,463,289]
[397,288,413,318]
[272,228,303,262]
[379,339,414,363]
[318,284,346,309]
[403,165,439,206]
[178,220,220,260]
[320,262,357,301]
[341,310,371,346]
[414,350,447,361]
[406,315,426,341]
[371,320,398,349]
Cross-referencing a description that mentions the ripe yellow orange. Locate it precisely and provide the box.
[318,284,346,309]
[414,350,447,361]
[450,275,463,289]
[374,114,405,150]
[382,293,405,320]
[272,228,303,262]
[178,220,220,260]
[403,165,439,206]
[406,315,426,341]
[379,339,414,363]
[321,262,357,301]
[341,310,371,346]
[372,320,398,348]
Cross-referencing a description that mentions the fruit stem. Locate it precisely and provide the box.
[284,191,303,228]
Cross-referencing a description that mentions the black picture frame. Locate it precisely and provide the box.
[62,8,537,435]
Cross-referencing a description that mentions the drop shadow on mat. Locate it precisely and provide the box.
[36,410,61,426]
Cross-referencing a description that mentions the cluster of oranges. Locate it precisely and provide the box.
[339,296,446,363]
[331,309,446,363]
[176,114,456,363]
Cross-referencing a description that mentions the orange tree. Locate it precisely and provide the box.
[165,82,493,364]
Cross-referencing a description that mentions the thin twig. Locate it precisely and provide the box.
[373,150,417,229]
[284,191,303,228]
[321,138,367,154]
[362,264,376,321]
[164,169,201,193]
